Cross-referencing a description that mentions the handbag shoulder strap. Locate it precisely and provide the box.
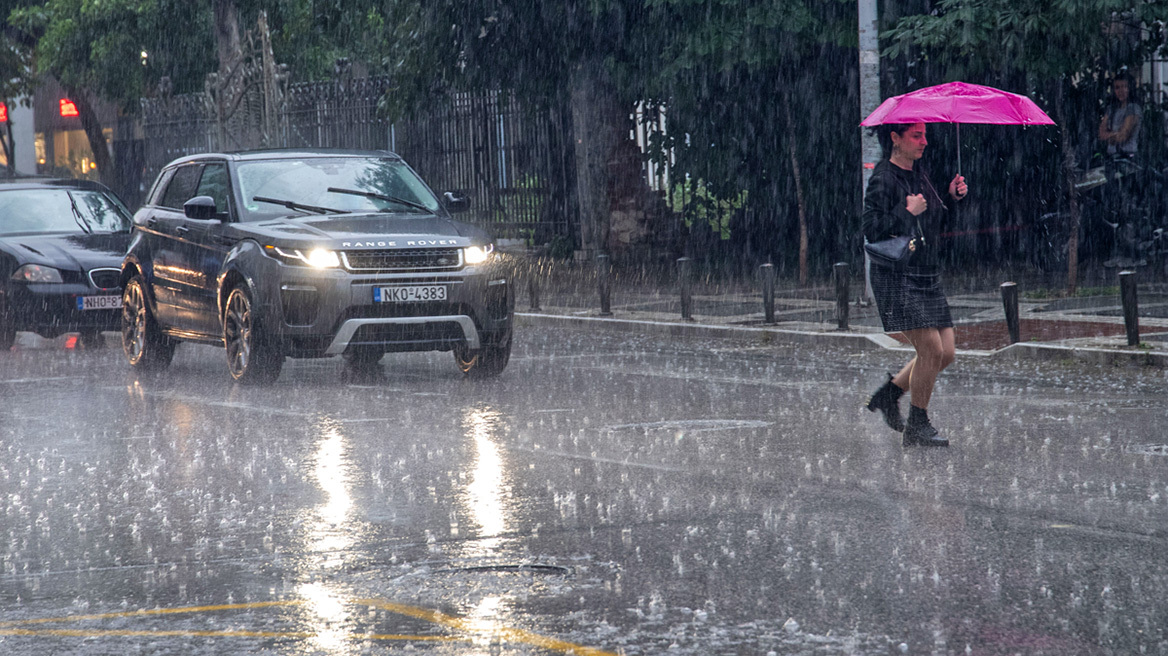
[885,168,926,240]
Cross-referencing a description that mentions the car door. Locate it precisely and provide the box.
[144,164,202,329]
[180,161,235,336]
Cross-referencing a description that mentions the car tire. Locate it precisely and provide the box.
[0,287,14,350]
[121,275,176,372]
[224,285,283,385]
[453,331,512,378]
[0,322,13,350]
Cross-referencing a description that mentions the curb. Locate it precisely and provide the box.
[515,312,1168,368]
[1001,341,1168,368]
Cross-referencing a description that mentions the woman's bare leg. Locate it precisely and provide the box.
[938,327,956,372]
[889,327,953,400]
[901,327,946,409]
[890,357,915,391]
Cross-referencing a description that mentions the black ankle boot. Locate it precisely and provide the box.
[903,405,948,447]
[866,374,905,432]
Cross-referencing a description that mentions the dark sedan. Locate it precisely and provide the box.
[0,178,133,349]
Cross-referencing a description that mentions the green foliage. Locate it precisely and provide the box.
[883,0,1168,83]
[495,173,546,230]
[546,234,576,260]
[670,178,747,241]
[1024,285,1122,299]
[633,0,857,264]
[7,0,217,105]
[0,30,33,102]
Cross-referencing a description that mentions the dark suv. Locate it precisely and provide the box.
[120,150,513,383]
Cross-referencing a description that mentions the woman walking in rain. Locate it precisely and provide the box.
[862,122,967,447]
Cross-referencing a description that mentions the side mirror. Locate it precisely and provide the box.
[443,191,470,213]
[184,195,218,221]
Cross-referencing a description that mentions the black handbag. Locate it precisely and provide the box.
[864,235,914,270]
[864,218,925,271]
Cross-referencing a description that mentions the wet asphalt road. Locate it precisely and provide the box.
[1,326,1167,656]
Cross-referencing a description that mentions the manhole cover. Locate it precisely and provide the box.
[1123,444,1168,456]
[603,419,772,433]
[438,564,573,576]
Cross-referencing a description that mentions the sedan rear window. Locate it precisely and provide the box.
[0,189,132,235]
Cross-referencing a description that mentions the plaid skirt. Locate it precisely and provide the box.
[870,264,953,333]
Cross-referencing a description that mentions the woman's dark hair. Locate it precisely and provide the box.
[1107,71,1138,107]
[869,123,914,159]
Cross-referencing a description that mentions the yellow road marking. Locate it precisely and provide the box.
[0,600,303,627]
[0,628,460,641]
[0,597,619,655]
[359,598,620,656]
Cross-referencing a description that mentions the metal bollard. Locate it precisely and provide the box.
[527,260,542,311]
[597,253,612,316]
[1120,270,1139,346]
[1000,281,1020,344]
[678,257,693,320]
[833,262,850,330]
[760,263,775,324]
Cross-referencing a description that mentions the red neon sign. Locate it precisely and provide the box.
[0,103,7,123]
[59,98,79,118]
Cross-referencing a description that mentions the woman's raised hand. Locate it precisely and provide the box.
[906,193,928,215]
[949,174,968,200]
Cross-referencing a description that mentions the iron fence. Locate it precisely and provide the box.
[140,78,572,241]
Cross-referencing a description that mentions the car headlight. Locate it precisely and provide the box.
[11,264,64,283]
[464,244,495,265]
[264,245,341,268]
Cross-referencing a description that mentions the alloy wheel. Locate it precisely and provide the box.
[122,282,147,363]
[224,289,252,377]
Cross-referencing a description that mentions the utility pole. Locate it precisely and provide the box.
[858,0,881,303]
[858,0,881,192]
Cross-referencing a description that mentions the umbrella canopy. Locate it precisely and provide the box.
[861,81,1055,127]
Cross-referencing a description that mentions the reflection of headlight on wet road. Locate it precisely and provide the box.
[298,582,350,653]
[310,420,353,558]
[296,419,356,654]
[461,406,511,558]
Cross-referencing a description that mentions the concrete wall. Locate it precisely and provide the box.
[10,98,37,175]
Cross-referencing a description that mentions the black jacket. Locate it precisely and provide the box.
[861,159,950,267]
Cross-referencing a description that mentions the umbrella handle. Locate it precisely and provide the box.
[956,123,961,177]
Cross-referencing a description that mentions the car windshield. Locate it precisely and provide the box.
[236,156,442,221]
[0,189,132,236]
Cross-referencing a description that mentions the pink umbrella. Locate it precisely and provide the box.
[861,81,1055,173]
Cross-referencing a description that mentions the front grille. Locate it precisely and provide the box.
[88,268,121,290]
[342,248,463,273]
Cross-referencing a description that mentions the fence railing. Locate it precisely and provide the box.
[140,78,571,241]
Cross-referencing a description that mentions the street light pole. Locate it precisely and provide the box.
[859,0,881,192]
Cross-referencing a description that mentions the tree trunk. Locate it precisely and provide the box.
[213,0,242,74]
[65,87,117,190]
[1055,87,1080,295]
[569,58,622,257]
[782,92,809,285]
[1,121,13,177]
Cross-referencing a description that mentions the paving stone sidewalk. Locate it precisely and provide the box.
[508,252,1168,368]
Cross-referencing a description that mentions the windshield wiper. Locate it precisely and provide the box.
[66,192,93,234]
[326,187,431,213]
[252,196,348,215]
